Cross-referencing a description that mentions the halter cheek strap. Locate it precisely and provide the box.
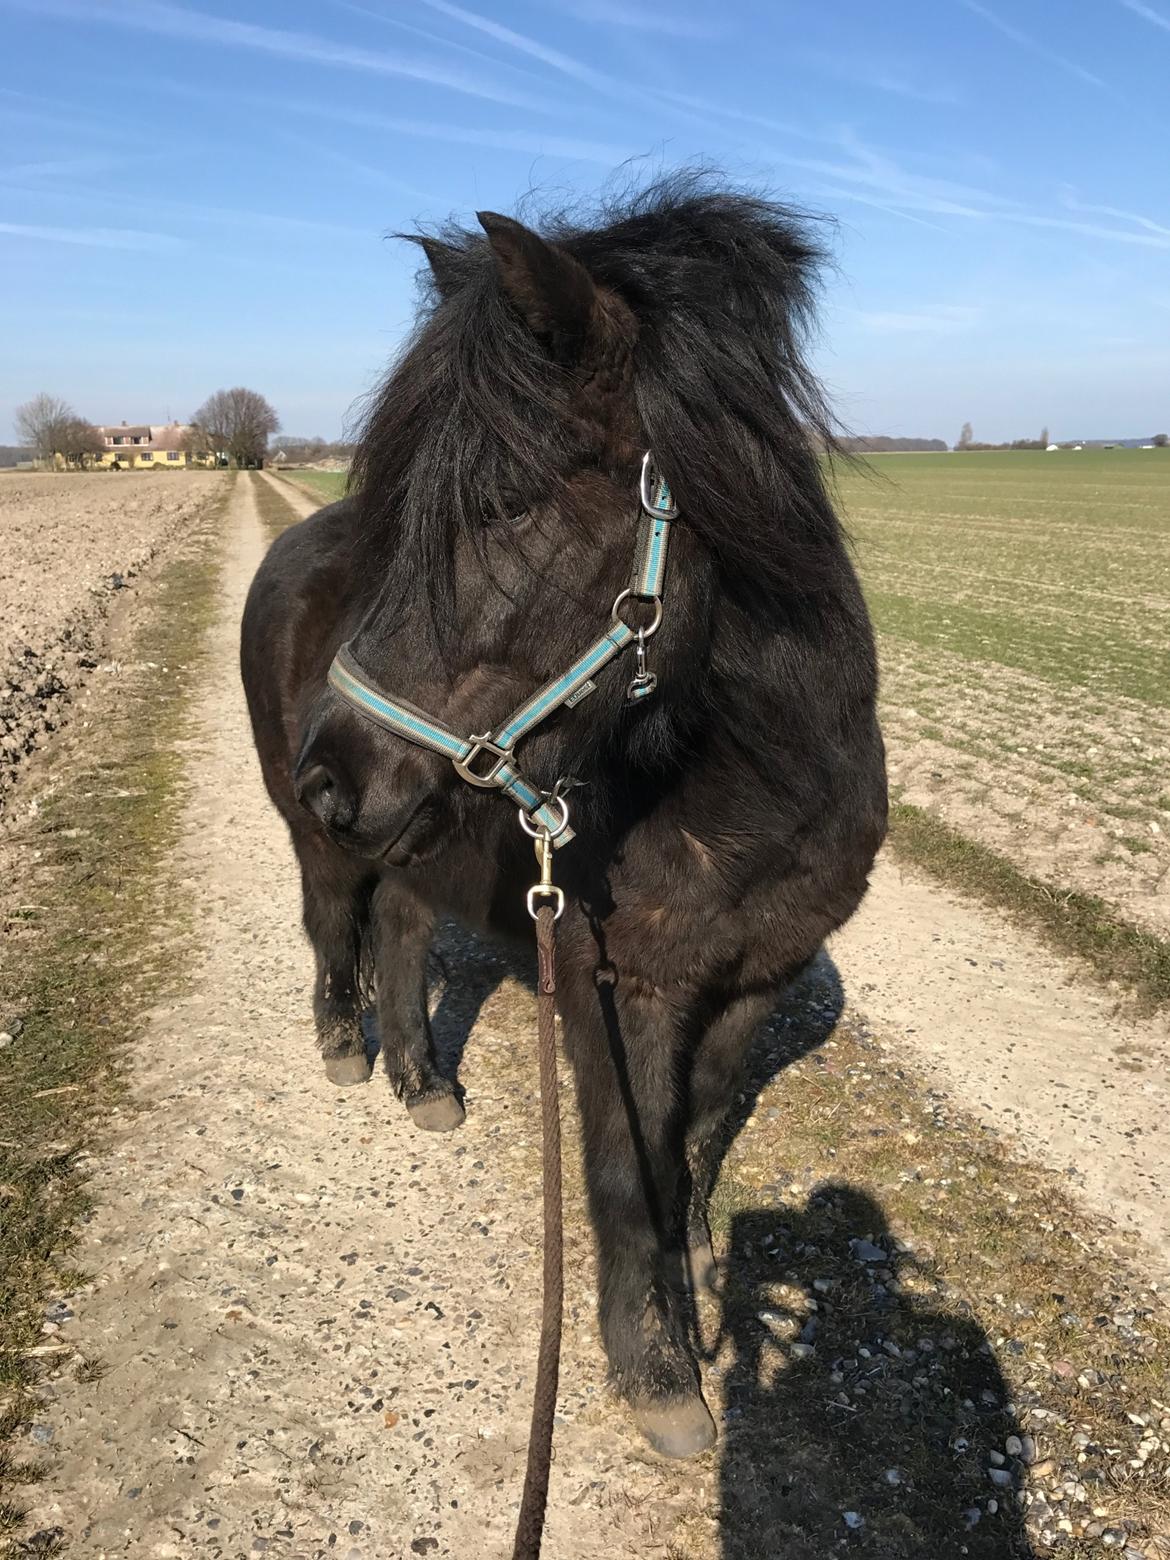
[327,452,676,849]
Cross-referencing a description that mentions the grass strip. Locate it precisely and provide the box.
[253,469,311,538]
[268,467,347,506]
[0,480,232,1550]
[887,800,1170,1015]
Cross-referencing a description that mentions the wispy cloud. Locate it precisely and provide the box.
[277,99,632,166]
[384,0,753,138]
[960,0,1111,91]
[815,185,952,234]
[140,73,634,165]
[0,220,181,251]
[7,0,556,111]
[766,131,1019,220]
[1061,189,1170,239]
[852,305,981,335]
[327,0,555,87]
[274,132,448,207]
[0,174,376,241]
[1004,210,1170,249]
[1118,0,1170,32]
[800,50,961,106]
[416,0,627,98]
[0,154,127,181]
[554,0,725,39]
[765,132,1170,251]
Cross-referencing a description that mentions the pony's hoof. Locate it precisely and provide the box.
[323,1053,373,1087]
[632,1394,717,1459]
[407,1093,465,1132]
[687,1240,720,1295]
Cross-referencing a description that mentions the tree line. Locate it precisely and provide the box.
[270,435,356,464]
[13,387,280,469]
[957,423,1168,450]
[955,422,1052,451]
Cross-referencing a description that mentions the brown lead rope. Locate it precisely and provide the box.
[511,903,564,1560]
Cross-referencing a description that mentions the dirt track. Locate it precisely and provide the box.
[15,474,1170,1555]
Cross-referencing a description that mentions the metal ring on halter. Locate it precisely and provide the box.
[517,794,571,842]
[611,588,663,639]
[638,450,678,520]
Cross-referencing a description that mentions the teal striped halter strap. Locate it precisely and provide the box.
[326,452,676,850]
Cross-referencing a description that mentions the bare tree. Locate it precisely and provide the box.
[15,392,76,466]
[189,387,279,468]
[1040,426,1050,447]
[57,418,103,470]
[957,421,973,450]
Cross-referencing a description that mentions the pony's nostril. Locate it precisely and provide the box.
[295,762,356,832]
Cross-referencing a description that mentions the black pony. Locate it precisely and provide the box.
[240,175,887,1458]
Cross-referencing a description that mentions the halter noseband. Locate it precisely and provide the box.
[326,452,676,850]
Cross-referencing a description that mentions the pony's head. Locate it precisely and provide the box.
[294,175,848,863]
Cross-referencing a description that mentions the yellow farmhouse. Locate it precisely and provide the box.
[91,422,220,469]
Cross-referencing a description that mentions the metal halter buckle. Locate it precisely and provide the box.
[452,733,513,788]
[639,450,678,520]
[611,588,663,639]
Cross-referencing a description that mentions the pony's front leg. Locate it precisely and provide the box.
[682,990,777,1292]
[371,877,464,1132]
[557,951,716,1459]
[294,831,373,1088]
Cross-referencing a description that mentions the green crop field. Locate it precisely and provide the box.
[835,449,1170,706]
[834,449,1170,943]
[277,467,348,503]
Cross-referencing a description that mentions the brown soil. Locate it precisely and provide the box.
[0,469,227,810]
[881,644,1170,939]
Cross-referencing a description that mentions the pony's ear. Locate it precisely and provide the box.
[414,235,462,300]
[477,210,596,364]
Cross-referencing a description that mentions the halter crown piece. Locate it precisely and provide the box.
[327,452,677,851]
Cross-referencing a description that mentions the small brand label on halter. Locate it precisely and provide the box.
[565,679,597,709]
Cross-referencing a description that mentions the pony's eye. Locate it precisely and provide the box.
[484,489,529,524]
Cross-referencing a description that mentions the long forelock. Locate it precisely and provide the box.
[350,235,578,620]
[351,170,849,608]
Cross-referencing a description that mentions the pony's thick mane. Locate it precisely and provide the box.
[351,171,846,603]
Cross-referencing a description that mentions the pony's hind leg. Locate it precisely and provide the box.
[296,832,375,1087]
[371,877,464,1132]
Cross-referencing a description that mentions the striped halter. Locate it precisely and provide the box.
[327,452,676,850]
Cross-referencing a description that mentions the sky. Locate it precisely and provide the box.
[2,0,1169,446]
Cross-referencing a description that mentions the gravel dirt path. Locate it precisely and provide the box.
[22,474,700,1559]
[18,473,1170,1556]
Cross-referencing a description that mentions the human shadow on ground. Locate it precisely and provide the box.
[708,1187,1036,1558]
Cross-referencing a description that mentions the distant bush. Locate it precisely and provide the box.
[958,439,1046,451]
[839,436,948,452]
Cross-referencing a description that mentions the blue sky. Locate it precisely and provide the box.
[2,0,1168,444]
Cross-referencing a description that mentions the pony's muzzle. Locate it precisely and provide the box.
[294,760,358,834]
[296,685,451,862]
